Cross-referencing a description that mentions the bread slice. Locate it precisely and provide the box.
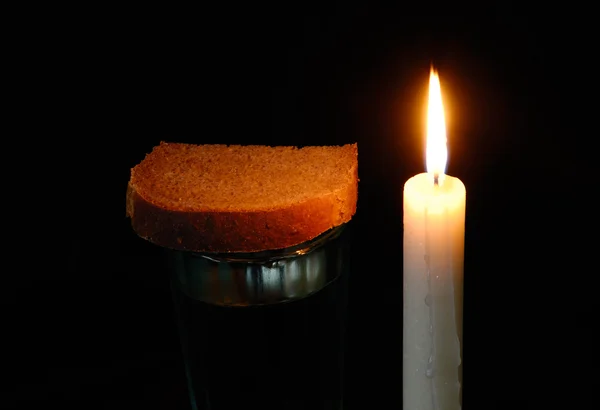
[126,141,358,253]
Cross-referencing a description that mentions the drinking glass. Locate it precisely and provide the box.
[168,224,350,410]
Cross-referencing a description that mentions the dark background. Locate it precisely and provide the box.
[13,3,596,410]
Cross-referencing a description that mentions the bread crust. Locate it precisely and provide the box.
[126,163,358,253]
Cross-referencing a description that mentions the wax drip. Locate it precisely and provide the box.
[424,209,438,410]
[426,354,434,378]
[424,255,435,380]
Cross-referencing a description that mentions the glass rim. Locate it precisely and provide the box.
[183,223,347,264]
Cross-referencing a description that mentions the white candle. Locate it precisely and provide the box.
[403,68,465,410]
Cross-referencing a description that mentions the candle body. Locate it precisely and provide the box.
[403,173,465,410]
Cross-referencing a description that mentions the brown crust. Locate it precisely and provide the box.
[126,162,358,253]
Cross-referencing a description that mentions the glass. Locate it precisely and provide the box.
[168,224,350,410]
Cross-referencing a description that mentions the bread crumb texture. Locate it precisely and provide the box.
[127,142,358,252]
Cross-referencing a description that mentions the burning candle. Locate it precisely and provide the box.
[403,68,465,410]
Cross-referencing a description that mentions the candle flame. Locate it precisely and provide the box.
[426,67,447,185]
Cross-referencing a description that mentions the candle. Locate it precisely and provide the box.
[403,68,465,410]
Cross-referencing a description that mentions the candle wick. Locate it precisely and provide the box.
[433,173,439,186]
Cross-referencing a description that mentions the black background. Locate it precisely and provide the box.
[12,3,596,409]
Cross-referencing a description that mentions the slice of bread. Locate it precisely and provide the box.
[126,141,358,253]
